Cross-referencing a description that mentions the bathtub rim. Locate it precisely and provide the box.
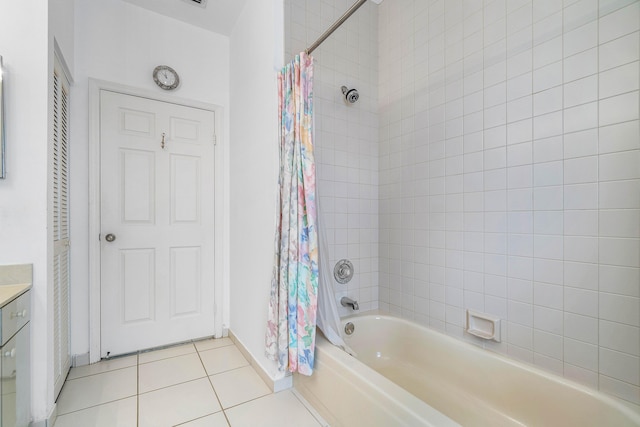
[307,329,461,426]
[339,311,640,422]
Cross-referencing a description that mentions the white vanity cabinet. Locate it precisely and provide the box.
[0,290,30,427]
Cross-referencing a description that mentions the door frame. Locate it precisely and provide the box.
[88,79,226,363]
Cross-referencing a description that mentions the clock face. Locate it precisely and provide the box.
[153,65,180,90]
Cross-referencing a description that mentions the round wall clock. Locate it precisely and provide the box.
[152,65,180,90]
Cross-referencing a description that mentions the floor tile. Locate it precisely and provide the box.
[199,346,248,375]
[54,342,326,427]
[139,342,196,364]
[53,397,136,427]
[67,355,137,380]
[57,366,137,415]
[210,366,271,408]
[138,378,222,427]
[139,352,206,393]
[225,390,322,427]
[195,337,234,352]
[176,412,229,427]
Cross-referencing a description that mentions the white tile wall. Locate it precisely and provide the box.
[285,0,639,408]
[284,0,380,313]
[378,0,640,405]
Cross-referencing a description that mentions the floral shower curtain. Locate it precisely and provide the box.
[265,52,318,376]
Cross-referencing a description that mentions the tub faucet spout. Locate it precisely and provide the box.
[341,297,359,311]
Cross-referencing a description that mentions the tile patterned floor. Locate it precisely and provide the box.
[54,338,325,427]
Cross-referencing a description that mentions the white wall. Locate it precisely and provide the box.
[0,2,52,421]
[229,0,285,381]
[378,0,640,406]
[50,0,75,73]
[284,0,381,315]
[71,0,230,357]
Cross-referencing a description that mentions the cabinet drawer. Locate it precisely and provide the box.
[1,292,30,346]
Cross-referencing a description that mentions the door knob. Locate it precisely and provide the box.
[105,233,116,242]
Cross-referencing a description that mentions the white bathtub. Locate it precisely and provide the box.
[294,314,640,426]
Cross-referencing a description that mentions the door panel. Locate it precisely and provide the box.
[121,108,155,136]
[100,91,216,357]
[121,149,155,223]
[171,117,200,142]
[171,155,200,223]
[170,246,201,317]
[121,248,155,323]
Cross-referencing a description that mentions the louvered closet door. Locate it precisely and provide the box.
[100,91,216,357]
[52,56,71,399]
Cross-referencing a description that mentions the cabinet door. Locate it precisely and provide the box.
[1,324,30,427]
[15,324,29,427]
[2,333,17,427]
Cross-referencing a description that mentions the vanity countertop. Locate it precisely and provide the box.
[0,283,31,307]
[0,264,33,307]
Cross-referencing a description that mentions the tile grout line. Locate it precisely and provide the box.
[138,343,198,365]
[194,342,232,426]
[66,363,137,381]
[220,391,278,412]
[55,364,140,418]
[55,396,138,419]
[290,388,330,427]
[59,339,285,426]
[136,353,140,427]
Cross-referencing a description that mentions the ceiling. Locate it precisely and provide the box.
[123,0,248,36]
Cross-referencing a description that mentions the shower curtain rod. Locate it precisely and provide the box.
[305,0,367,55]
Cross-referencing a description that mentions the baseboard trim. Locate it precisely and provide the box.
[30,404,56,427]
[228,330,292,392]
[72,352,90,368]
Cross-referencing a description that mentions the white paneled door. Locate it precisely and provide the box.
[100,91,216,357]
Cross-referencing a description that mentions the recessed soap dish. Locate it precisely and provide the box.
[466,310,501,342]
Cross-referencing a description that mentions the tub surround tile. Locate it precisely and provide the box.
[599,2,640,43]
[599,320,640,356]
[599,33,640,72]
[599,120,640,154]
[599,375,640,407]
[564,362,599,389]
[599,348,640,386]
[285,0,380,319]
[599,265,640,297]
[599,293,640,326]
[367,0,640,406]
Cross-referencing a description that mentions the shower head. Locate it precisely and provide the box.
[341,86,359,104]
